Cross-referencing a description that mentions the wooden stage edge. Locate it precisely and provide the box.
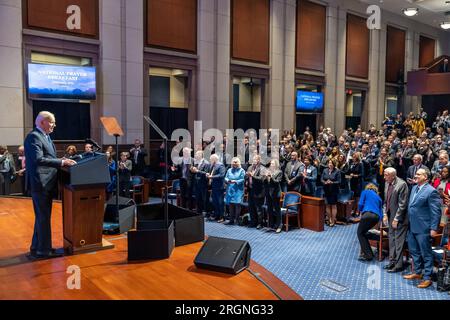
[0,196,302,300]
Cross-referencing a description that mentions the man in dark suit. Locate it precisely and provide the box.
[284,152,304,193]
[171,147,194,209]
[406,154,428,189]
[130,139,148,176]
[24,111,77,259]
[398,139,416,174]
[246,154,266,229]
[13,145,27,196]
[383,168,409,272]
[190,150,210,214]
[207,154,226,222]
[403,168,441,288]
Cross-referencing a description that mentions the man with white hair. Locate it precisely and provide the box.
[190,150,210,214]
[206,154,226,222]
[24,111,77,260]
[382,168,409,272]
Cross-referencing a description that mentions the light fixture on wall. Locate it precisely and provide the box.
[402,8,419,17]
[441,11,450,30]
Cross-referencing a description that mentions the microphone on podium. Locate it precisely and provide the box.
[85,138,101,151]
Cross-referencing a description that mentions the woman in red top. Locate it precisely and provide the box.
[432,165,450,196]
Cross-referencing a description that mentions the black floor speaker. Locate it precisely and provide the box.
[137,203,204,246]
[194,236,251,274]
[104,196,136,234]
[128,220,175,260]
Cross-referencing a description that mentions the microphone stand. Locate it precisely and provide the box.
[114,133,120,219]
[144,116,169,228]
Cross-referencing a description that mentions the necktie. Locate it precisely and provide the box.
[379,161,383,176]
[46,135,55,152]
[411,186,421,203]
[386,183,394,213]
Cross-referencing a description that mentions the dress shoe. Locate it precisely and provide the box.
[275,227,282,233]
[37,248,64,258]
[417,280,433,289]
[217,218,225,223]
[383,263,395,270]
[256,224,262,229]
[403,273,423,280]
[358,256,373,262]
[224,220,234,225]
[26,251,39,260]
[387,267,403,273]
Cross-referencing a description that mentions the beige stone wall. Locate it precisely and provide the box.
[0,0,24,145]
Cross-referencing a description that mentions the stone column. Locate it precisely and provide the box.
[124,0,144,143]
[100,0,124,144]
[324,4,346,134]
[216,0,231,132]
[0,0,24,145]
[268,0,285,131]
[367,23,386,128]
[198,0,217,131]
[283,0,296,132]
[404,29,419,115]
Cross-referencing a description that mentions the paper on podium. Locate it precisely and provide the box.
[100,117,124,137]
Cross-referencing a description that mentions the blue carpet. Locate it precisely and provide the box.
[205,222,450,300]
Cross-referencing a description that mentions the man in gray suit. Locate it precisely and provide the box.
[24,111,77,260]
[382,168,409,272]
[284,151,304,193]
[403,168,441,288]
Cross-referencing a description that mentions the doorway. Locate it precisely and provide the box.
[345,89,366,131]
[149,67,189,138]
[232,77,263,131]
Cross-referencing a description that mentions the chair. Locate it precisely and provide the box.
[373,222,390,261]
[130,176,145,203]
[280,191,302,232]
[161,179,180,205]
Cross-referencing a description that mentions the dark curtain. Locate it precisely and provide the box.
[296,114,317,138]
[233,111,261,132]
[32,100,91,140]
[149,107,188,138]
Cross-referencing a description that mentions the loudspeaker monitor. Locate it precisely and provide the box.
[194,236,251,274]
[104,196,136,234]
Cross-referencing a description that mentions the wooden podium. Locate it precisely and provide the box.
[61,154,114,254]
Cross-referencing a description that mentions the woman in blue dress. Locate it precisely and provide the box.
[224,157,245,225]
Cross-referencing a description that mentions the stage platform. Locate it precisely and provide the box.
[0,197,301,300]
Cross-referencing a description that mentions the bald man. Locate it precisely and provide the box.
[24,111,76,260]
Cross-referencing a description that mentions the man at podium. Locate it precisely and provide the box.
[24,111,77,260]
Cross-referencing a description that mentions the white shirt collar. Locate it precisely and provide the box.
[36,127,47,137]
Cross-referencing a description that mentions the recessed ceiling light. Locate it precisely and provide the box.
[402,8,419,17]
[441,21,450,29]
